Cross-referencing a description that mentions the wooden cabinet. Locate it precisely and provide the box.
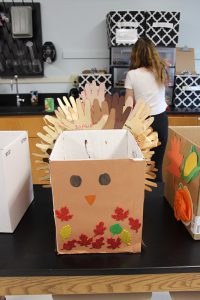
[0,116,44,137]
[168,115,199,126]
[0,115,48,184]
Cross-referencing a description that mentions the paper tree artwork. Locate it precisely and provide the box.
[33,81,160,192]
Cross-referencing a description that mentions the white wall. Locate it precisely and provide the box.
[1,0,200,94]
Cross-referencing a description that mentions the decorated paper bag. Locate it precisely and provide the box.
[49,129,146,254]
[163,126,200,239]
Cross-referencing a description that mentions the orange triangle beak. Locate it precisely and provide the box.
[85,195,96,205]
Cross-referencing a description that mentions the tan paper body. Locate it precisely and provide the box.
[49,130,146,254]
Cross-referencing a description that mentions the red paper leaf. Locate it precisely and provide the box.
[91,237,104,249]
[107,237,121,249]
[93,222,107,235]
[77,234,93,246]
[55,206,73,221]
[62,239,76,250]
[112,207,129,221]
[129,217,141,232]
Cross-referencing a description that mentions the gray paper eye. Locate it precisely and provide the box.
[99,173,111,185]
[70,175,82,187]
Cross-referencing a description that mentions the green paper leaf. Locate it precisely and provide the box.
[110,223,123,236]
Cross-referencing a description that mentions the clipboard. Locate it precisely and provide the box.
[175,47,196,75]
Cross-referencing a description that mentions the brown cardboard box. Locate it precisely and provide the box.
[163,126,200,239]
[49,129,146,254]
[175,47,196,75]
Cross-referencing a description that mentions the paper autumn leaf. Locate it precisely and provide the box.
[110,223,123,236]
[93,222,106,235]
[77,234,92,246]
[107,237,121,249]
[62,239,76,250]
[91,237,104,249]
[119,229,131,245]
[55,206,73,221]
[166,135,183,177]
[60,225,71,240]
[129,217,141,232]
[112,207,129,221]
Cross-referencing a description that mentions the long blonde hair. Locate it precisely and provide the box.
[129,37,169,86]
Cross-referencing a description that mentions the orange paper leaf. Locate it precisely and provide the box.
[166,135,183,177]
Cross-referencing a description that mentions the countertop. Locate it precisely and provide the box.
[0,93,200,116]
[0,105,200,116]
[166,106,200,115]
[0,184,200,277]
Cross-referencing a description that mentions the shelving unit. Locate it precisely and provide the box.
[109,46,176,104]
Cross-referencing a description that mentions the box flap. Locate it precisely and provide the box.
[49,130,144,161]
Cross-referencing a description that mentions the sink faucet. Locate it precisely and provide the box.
[11,75,25,107]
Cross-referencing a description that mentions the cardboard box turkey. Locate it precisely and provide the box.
[163,126,200,239]
[0,131,34,233]
[49,129,146,254]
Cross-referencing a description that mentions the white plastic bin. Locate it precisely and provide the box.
[0,131,34,233]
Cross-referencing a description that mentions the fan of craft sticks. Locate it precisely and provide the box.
[33,81,160,192]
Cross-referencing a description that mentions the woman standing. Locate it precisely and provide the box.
[125,37,169,182]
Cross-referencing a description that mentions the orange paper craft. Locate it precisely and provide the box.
[174,184,193,223]
[166,135,183,177]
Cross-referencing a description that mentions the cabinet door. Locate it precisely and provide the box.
[168,115,198,126]
[0,115,47,184]
[0,116,44,137]
[29,137,50,185]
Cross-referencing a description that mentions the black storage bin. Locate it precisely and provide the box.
[78,74,112,95]
[173,75,200,108]
[145,11,180,47]
[106,11,146,47]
